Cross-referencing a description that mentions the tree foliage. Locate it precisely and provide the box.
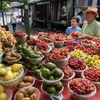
[0,1,11,12]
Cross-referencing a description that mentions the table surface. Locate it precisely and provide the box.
[12,80,100,100]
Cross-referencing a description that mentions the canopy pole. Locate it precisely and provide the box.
[1,1,5,26]
[24,0,30,39]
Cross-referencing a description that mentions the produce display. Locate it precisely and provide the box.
[42,81,63,95]
[0,84,8,100]
[61,67,73,78]
[5,51,21,62]
[38,33,54,43]
[81,39,95,45]
[15,87,40,100]
[17,75,35,88]
[50,48,69,60]
[83,68,100,82]
[71,50,87,59]
[68,78,95,94]
[14,31,26,38]
[36,41,50,52]
[0,64,23,81]
[84,55,100,68]
[1,26,100,100]
[68,57,86,70]
[41,62,63,80]
[27,39,40,46]
[64,38,78,52]
[70,32,81,38]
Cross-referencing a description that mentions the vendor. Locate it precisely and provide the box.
[81,6,100,39]
[65,17,81,35]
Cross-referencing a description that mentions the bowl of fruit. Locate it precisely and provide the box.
[70,32,81,40]
[82,68,100,90]
[41,82,64,95]
[68,78,96,100]
[14,86,40,100]
[27,50,44,65]
[5,51,22,65]
[50,48,70,67]
[61,66,75,85]
[81,39,95,48]
[17,75,35,89]
[71,50,87,60]
[0,64,24,88]
[40,62,64,85]
[0,84,13,100]
[68,57,88,77]
[41,82,64,96]
[35,41,51,57]
[14,31,27,43]
[33,68,43,83]
[84,55,100,68]
[53,34,65,48]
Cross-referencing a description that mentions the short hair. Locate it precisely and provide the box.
[72,17,79,23]
[78,11,83,15]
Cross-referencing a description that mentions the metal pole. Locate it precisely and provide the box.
[24,0,30,39]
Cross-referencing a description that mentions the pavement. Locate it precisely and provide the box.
[8,23,50,34]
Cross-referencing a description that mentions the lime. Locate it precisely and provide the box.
[55,82,63,91]
[17,45,22,50]
[26,63,31,68]
[47,86,56,94]
[48,76,55,80]
[34,69,41,77]
[42,82,48,91]
[37,64,42,69]
[45,62,56,71]
[31,65,37,71]
[42,68,51,79]
[52,68,62,78]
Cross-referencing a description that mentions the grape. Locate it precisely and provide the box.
[84,68,100,82]
[69,78,95,94]
[71,50,86,59]
[84,55,100,68]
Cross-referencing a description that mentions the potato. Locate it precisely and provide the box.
[23,76,29,82]
[25,82,32,86]
[5,56,11,60]
[19,90,27,96]
[17,81,26,88]
[22,97,30,100]
[9,57,17,60]
[15,92,24,100]
[30,93,38,100]
[27,76,34,83]
[27,87,35,95]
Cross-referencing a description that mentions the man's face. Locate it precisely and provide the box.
[71,19,78,27]
[85,12,96,22]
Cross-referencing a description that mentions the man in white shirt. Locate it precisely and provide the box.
[10,13,17,32]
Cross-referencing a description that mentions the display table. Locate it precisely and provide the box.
[12,80,100,100]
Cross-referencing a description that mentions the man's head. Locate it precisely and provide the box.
[71,17,79,28]
[84,6,99,23]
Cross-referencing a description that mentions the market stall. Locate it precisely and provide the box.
[0,25,100,100]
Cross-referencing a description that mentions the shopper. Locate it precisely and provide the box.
[81,6,100,39]
[76,11,84,27]
[10,13,17,33]
[65,17,81,35]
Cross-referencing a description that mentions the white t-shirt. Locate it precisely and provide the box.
[76,15,83,25]
[10,16,16,24]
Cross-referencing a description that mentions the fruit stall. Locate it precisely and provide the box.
[1,26,100,100]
